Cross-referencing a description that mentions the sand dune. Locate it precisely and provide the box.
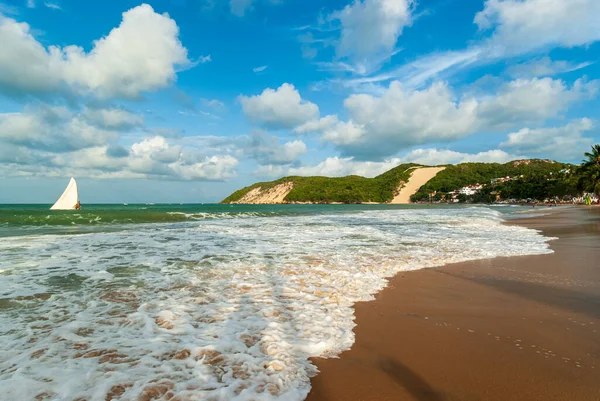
[232,182,294,204]
[390,166,446,204]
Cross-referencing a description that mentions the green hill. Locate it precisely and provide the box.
[222,159,578,204]
[411,159,575,201]
[222,163,420,204]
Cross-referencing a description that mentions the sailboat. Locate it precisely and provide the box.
[50,177,80,210]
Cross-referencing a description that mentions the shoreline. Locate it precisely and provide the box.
[307,206,600,401]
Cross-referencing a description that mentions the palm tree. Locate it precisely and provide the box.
[580,144,600,195]
[582,144,600,169]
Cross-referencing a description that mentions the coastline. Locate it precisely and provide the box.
[307,206,600,401]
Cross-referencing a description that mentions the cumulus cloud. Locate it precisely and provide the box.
[294,115,339,135]
[285,148,517,178]
[247,131,307,165]
[1,134,239,181]
[318,81,478,158]
[313,77,597,159]
[0,104,119,152]
[0,4,191,99]
[400,148,517,165]
[476,77,597,129]
[239,83,319,129]
[500,119,595,159]
[82,107,144,130]
[475,0,600,56]
[288,156,402,178]
[329,0,414,74]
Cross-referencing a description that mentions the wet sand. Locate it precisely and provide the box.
[308,207,600,401]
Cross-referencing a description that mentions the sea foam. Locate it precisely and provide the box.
[0,207,553,400]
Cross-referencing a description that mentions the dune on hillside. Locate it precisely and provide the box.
[390,167,446,204]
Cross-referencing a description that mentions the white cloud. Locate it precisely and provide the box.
[286,148,519,178]
[337,0,600,90]
[330,0,414,74]
[82,107,144,130]
[507,57,594,78]
[401,148,517,165]
[500,119,595,159]
[477,77,597,129]
[0,105,119,152]
[239,83,319,129]
[475,0,600,56]
[288,156,402,178]
[294,114,339,134]
[312,77,596,159]
[27,0,35,8]
[321,81,478,157]
[253,65,268,73]
[322,120,367,146]
[247,131,307,165]
[199,55,212,63]
[117,136,239,180]
[0,4,191,99]
[3,134,240,181]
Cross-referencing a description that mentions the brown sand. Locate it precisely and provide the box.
[391,167,446,204]
[232,182,294,204]
[308,207,600,401]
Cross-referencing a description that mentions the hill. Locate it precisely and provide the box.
[222,163,420,204]
[221,159,577,204]
[411,159,575,202]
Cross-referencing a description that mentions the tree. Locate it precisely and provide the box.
[580,144,600,195]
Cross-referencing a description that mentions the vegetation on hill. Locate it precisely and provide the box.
[222,163,419,203]
[223,146,600,204]
[411,160,573,202]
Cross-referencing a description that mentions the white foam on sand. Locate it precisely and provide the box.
[0,208,553,400]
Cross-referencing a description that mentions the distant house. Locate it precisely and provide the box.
[458,184,483,196]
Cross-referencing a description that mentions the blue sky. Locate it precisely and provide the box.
[0,0,599,203]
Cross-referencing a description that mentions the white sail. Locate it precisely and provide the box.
[50,177,79,210]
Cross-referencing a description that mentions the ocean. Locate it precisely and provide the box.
[0,204,554,400]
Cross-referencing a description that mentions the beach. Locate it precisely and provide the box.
[308,207,600,401]
[3,204,594,400]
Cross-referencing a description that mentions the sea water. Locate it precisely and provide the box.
[0,204,553,400]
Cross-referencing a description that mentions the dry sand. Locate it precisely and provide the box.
[232,182,293,204]
[391,167,446,204]
[308,207,600,401]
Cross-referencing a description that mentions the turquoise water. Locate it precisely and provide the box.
[0,203,522,236]
[0,204,551,400]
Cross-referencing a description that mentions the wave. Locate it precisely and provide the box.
[0,210,280,227]
[0,207,553,400]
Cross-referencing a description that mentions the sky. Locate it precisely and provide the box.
[0,0,599,203]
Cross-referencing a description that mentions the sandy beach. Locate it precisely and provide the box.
[308,207,600,401]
